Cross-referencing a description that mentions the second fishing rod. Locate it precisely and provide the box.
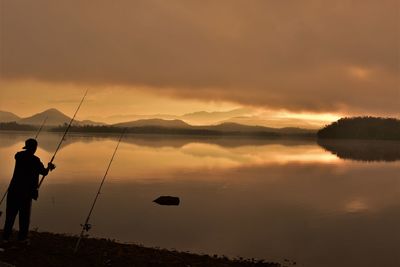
[74,129,126,253]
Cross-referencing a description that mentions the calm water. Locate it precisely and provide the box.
[0,132,399,267]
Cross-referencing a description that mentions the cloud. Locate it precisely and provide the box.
[0,0,399,115]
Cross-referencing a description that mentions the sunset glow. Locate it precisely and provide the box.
[0,1,399,267]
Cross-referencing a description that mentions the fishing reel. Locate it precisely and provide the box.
[81,223,92,232]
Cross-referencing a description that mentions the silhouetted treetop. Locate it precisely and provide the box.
[317,117,400,140]
[0,122,37,131]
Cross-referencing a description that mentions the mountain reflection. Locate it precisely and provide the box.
[0,132,336,185]
[317,139,400,162]
[6,132,399,164]
[0,132,76,152]
[0,131,315,150]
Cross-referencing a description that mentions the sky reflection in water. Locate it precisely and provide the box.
[0,132,399,267]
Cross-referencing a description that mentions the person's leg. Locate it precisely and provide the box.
[3,195,19,241]
[18,199,32,241]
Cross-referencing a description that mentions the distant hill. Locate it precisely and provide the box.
[100,109,250,125]
[103,113,177,124]
[80,120,107,126]
[207,122,274,132]
[207,123,315,135]
[113,120,315,135]
[114,119,191,128]
[219,115,322,129]
[181,109,249,125]
[0,108,316,137]
[0,111,21,122]
[317,117,400,140]
[47,119,315,138]
[19,108,72,126]
[16,108,106,126]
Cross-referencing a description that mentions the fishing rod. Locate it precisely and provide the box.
[0,116,49,216]
[38,90,88,188]
[74,129,126,253]
[35,116,48,139]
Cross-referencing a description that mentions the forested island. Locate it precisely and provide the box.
[317,117,400,140]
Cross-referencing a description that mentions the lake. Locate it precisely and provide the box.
[0,132,399,267]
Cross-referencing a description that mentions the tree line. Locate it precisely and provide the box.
[317,117,400,140]
[49,124,281,137]
[0,122,37,131]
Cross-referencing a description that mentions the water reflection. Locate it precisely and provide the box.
[318,139,400,162]
[2,132,399,163]
[0,132,75,153]
[0,132,399,267]
[0,132,337,184]
[0,131,316,149]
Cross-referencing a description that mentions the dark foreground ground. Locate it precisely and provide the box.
[0,231,281,267]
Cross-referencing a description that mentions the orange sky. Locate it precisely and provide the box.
[0,0,398,127]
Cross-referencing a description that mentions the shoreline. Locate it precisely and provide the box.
[0,129,315,139]
[0,231,281,267]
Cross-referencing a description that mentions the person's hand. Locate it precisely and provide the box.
[32,189,39,201]
[48,162,56,171]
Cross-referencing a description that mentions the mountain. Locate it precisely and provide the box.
[114,119,191,128]
[16,108,107,126]
[0,111,21,122]
[181,109,250,125]
[207,122,275,132]
[97,108,250,125]
[99,114,177,124]
[219,116,322,129]
[206,122,315,135]
[19,108,72,126]
[80,120,107,126]
[51,121,315,137]
[1,108,316,136]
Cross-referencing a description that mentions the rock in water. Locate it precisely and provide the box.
[153,196,180,206]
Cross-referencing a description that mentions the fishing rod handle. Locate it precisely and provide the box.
[0,190,8,206]
[38,174,48,188]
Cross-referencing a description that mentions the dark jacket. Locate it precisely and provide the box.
[8,151,49,199]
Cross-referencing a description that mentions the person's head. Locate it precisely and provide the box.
[23,138,38,154]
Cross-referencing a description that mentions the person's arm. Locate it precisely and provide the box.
[31,161,45,200]
[38,161,56,176]
[38,161,49,176]
[32,160,56,200]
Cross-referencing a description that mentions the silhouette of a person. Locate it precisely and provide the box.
[2,138,55,243]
